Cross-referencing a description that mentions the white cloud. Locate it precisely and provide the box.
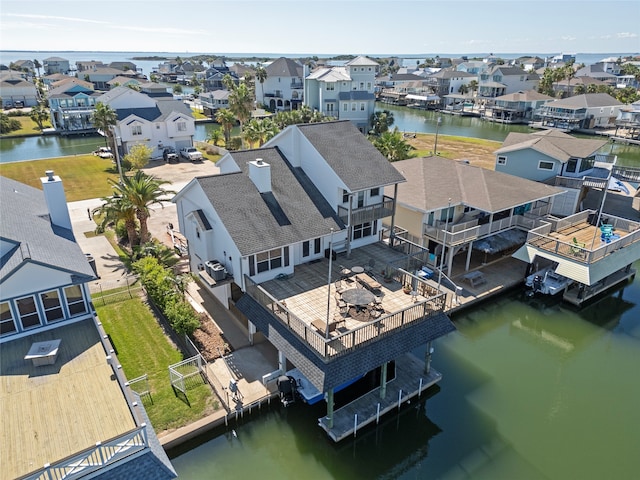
[616,32,638,38]
[111,25,209,36]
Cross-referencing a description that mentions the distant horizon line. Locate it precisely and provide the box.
[2,49,638,58]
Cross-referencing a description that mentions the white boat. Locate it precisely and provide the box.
[525,267,573,296]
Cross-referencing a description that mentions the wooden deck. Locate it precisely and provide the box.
[0,319,136,479]
[318,352,441,442]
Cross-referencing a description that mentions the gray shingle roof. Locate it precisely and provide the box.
[495,129,608,161]
[195,148,344,256]
[387,156,565,213]
[540,93,623,109]
[0,176,96,282]
[265,57,303,77]
[296,121,406,192]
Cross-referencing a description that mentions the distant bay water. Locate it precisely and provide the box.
[1,50,636,78]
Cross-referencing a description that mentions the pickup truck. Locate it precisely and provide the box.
[179,147,203,162]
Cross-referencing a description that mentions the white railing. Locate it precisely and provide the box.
[21,427,148,480]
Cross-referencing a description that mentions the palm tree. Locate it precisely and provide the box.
[228,82,253,131]
[33,59,42,78]
[207,127,224,146]
[372,128,414,161]
[370,110,395,136]
[243,118,279,147]
[112,171,176,244]
[215,108,236,145]
[92,194,138,248]
[91,102,117,149]
[255,66,267,106]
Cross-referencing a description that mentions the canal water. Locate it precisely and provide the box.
[2,104,640,166]
[169,266,640,480]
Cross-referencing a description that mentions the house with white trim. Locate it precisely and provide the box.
[481,89,554,124]
[43,56,70,75]
[97,84,196,159]
[47,78,101,134]
[172,120,455,440]
[0,173,176,479]
[477,65,539,98]
[261,57,305,112]
[533,93,624,131]
[304,56,378,133]
[0,71,39,108]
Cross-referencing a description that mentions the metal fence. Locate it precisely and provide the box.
[169,355,206,394]
[90,275,143,306]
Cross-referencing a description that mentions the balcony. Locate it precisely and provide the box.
[337,196,395,225]
[423,204,552,246]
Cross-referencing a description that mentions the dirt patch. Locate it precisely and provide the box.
[405,133,501,170]
[191,313,230,362]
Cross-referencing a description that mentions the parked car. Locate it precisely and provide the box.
[163,147,179,163]
[179,147,203,162]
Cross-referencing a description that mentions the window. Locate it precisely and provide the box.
[357,191,365,208]
[17,296,40,329]
[302,241,310,257]
[539,161,554,171]
[353,220,377,240]
[566,158,578,173]
[177,121,187,132]
[64,285,87,316]
[343,103,348,112]
[250,247,288,275]
[359,82,364,89]
[367,82,372,89]
[0,302,16,336]
[131,125,142,136]
[342,190,349,203]
[370,187,379,197]
[360,103,365,111]
[497,156,507,166]
[326,83,334,91]
[41,290,64,323]
[314,238,321,254]
[351,103,356,111]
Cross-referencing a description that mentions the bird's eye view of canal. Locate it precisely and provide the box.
[169,264,640,480]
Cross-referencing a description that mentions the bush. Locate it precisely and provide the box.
[164,299,200,335]
[0,112,21,134]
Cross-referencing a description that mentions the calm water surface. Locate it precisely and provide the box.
[170,263,640,480]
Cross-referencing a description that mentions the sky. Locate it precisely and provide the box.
[1,0,639,56]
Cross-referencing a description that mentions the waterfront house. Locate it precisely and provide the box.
[262,57,305,111]
[173,120,455,440]
[533,93,624,131]
[385,156,564,278]
[198,89,230,116]
[203,59,238,91]
[0,174,176,479]
[76,60,106,72]
[481,90,554,124]
[304,56,378,132]
[477,65,539,98]
[614,100,640,141]
[43,56,70,75]
[97,84,196,158]
[47,78,101,134]
[0,71,39,108]
[82,66,142,91]
[553,76,609,97]
[512,56,546,71]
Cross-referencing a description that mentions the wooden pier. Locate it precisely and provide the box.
[318,352,441,442]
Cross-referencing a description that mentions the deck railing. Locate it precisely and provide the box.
[526,210,640,264]
[21,427,148,480]
[337,196,395,225]
[245,275,446,361]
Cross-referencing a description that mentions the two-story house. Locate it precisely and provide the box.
[47,78,101,134]
[0,173,176,479]
[97,84,196,159]
[0,71,39,108]
[262,57,304,111]
[173,120,455,440]
[477,65,539,98]
[305,56,378,133]
[481,90,554,124]
[533,93,624,131]
[43,56,70,75]
[386,156,564,279]
[614,100,640,140]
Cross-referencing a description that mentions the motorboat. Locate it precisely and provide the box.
[276,375,298,407]
[525,267,573,296]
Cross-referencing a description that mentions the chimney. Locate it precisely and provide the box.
[248,158,271,193]
[40,170,72,230]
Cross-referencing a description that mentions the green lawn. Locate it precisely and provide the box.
[0,155,120,201]
[1,115,51,137]
[96,297,218,432]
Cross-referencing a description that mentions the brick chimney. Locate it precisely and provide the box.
[248,158,271,193]
[40,170,72,231]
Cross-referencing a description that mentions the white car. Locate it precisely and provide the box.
[93,147,113,159]
[179,147,203,162]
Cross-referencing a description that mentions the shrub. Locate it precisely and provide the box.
[0,113,21,134]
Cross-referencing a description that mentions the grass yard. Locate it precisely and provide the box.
[1,115,51,137]
[96,296,218,433]
[406,133,501,170]
[0,155,120,201]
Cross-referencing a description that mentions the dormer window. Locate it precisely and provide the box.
[131,125,142,136]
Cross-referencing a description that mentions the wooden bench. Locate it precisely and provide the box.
[312,318,337,334]
[356,273,382,291]
[462,270,486,288]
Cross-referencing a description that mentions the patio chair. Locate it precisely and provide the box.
[364,258,376,273]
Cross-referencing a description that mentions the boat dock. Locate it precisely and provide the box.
[318,352,441,442]
[563,265,636,306]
